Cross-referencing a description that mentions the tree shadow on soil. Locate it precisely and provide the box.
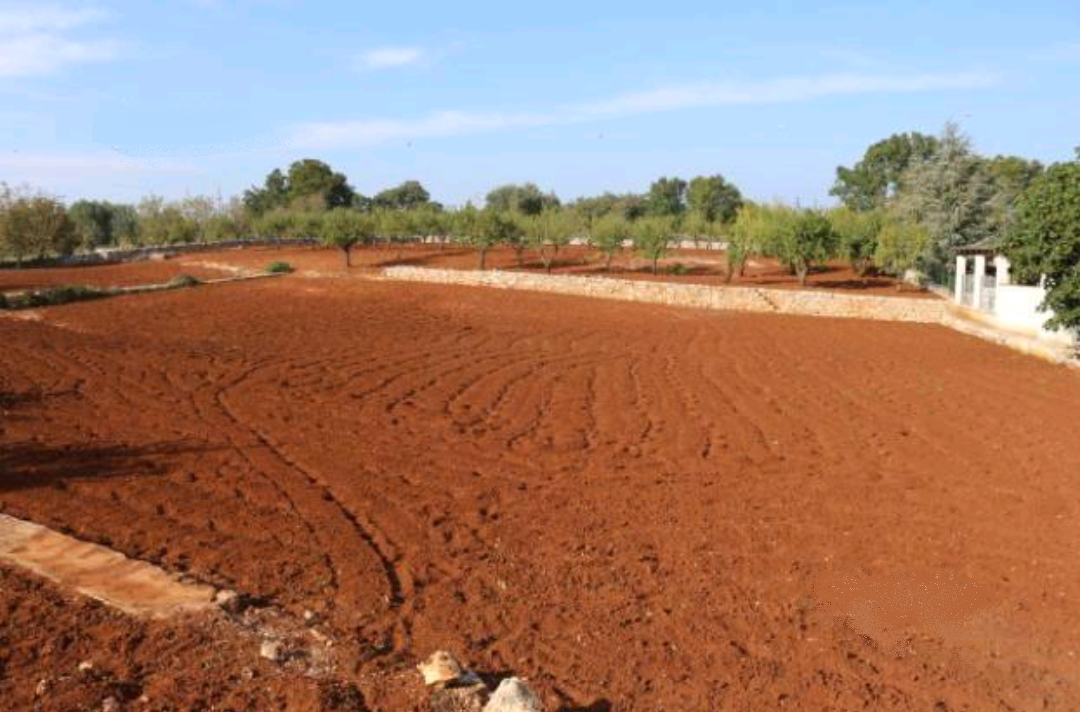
[0,439,217,492]
[0,388,45,412]
[379,248,473,268]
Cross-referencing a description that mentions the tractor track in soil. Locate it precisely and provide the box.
[3,272,1080,711]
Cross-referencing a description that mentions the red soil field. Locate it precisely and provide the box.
[0,258,232,293]
[169,243,934,298]
[2,273,1079,711]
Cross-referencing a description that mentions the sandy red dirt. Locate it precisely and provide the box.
[154,243,936,298]
[0,258,232,292]
[1,269,1079,710]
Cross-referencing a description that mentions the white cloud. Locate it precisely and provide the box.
[0,152,196,175]
[291,71,997,149]
[357,46,425,70]
[0,33,116,77]
[0,4,106,33]
[0,3,117,78]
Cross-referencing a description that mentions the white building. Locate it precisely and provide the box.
[953,242,1077,349]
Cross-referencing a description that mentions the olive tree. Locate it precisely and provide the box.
[1,195,76,264]
[874,216,930,285]
[525,209,581,273]
[455,208,518,270]
[761,207,837,286]
[589,213,630,271]
[633,216,674,274]
[828,206,883,277]
[727,204,771,282]
[322,209,375,267]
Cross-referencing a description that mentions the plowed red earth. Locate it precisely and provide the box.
[177,243,932,297]
[0,258,230,292]
[2,273,1080,711]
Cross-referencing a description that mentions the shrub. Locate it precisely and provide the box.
[167,274,201,288]
[668,262,690,276]
[265,261,294,274]
[21,285,112,308]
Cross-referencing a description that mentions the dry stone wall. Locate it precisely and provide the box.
[382,266,947,324]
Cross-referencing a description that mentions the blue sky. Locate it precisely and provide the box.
[0,0,1077,207]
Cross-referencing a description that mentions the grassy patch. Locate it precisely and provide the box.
[265,261,294,274]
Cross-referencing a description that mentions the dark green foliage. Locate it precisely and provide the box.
[68,200,115,249]
[265,261,294,274]
[6,285,113,309]
[485,183,560,216]
[686,175,743,223]
[831,132,939,211]
[570,193,646,224]
[646,177,687,217]
[243,168,289,216]
[374,180,434,211]
[1,196,77,263]
[244,160,355,215]
[1001,160,1080,330]
[829,207,883,277]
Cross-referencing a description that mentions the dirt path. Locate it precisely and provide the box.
[3,276,1080,710]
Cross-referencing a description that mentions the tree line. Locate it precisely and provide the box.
[1,127,1078,329]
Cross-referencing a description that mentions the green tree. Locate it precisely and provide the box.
[180,195,218,244]
[374,180,432,211]
[243,168,289,216]
[411,205,448,245]
[110,205,140,246]
[728,204,772,283]
[589,213,630,271]
[686,174,743,224]
[244,161,354,215]
[1000,160,1080,330]
[255,208,293,246]
[374,208,409,247]
[470,209,520,270]
[893,123,995,261]
[874,215,930,284]
[646,177,687,217]
[287,159,355,209]
[983,155,1044,236]
[485,183,559,216]
[760,207,837,286]
[633,216,674,274]
[828,206,883,277]
[450,204,480,251]
[525,209,581,273]
[322,209,375,267]
[204,213,242,243]
[831,131,939,211]
[68,200,115,250]
[2,196,76,263]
